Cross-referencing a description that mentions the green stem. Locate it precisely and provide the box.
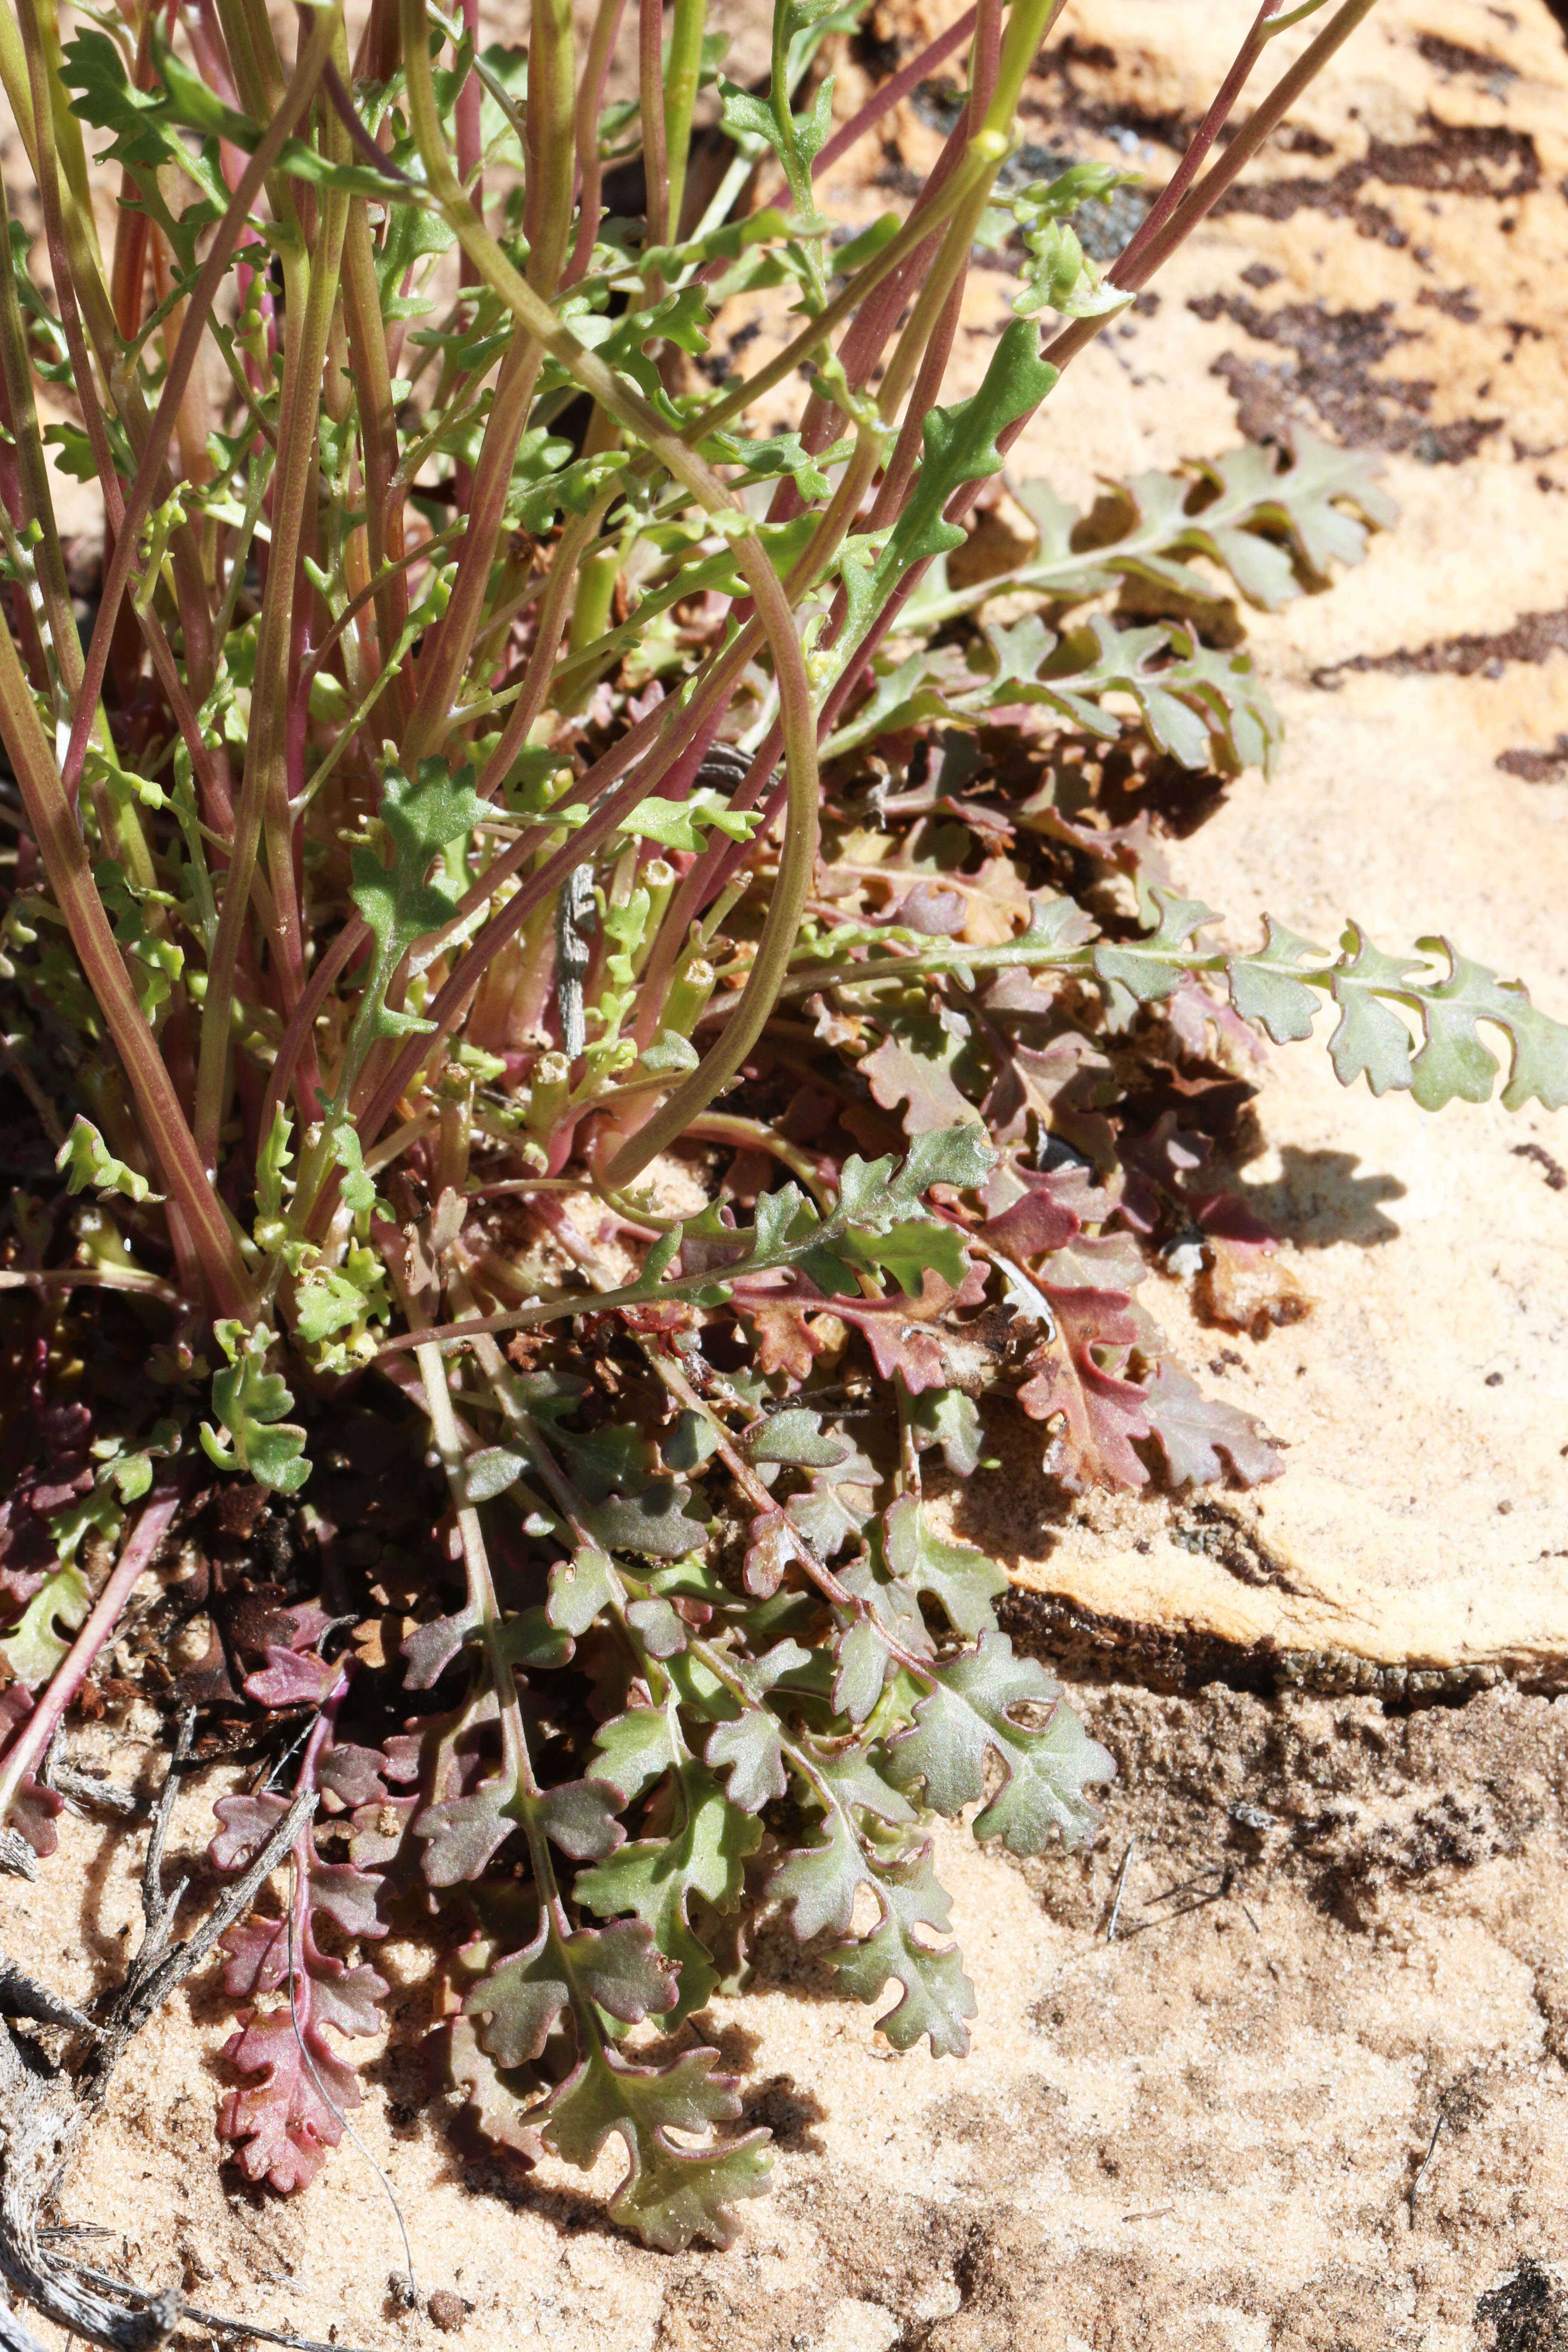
[0,5,37,178]
[400,0,824,1185]
[0,619,256,1313]
[524,0,575,294]
[12,0,207,798]
[196,128,349,1168]
[662,0,706,243]
[59,9,339,808]
[568,549,620,663]
[767,0,812,220]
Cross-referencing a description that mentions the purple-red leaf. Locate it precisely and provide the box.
[401,1600,481,1689]
[218,1994,366,2194]
[213,1740,390,2198]
[1141,1359,1284,1488]
[983,1173,1081,1259]
[1016,1287,1151,1492]
[209,1789,289,1872]
[244,1645,339,1707]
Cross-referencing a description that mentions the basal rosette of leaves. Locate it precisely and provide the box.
[0,0,1564,2257]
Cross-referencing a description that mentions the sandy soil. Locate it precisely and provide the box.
[13,1678,1568,2350]
[6,0,1568,2346]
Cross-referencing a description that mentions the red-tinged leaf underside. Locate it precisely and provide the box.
[218,1985,368,2194]
[210,1767,391,2196]
[1015,1285,1151,1491]
[861,1020,985,1134]
[982,1173,1081,1259]
[1140,1358,1283,1488]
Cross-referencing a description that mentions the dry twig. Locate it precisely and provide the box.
[0,1714,316,2352]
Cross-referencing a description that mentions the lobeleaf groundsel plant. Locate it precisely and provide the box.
[0,0,1562,2251]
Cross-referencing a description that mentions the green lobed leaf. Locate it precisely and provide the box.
[465,1916,679,2067]
[588,1705,685,1804]
[908,1388,985,1478]
[825,1842,977,2058]
[878,320,1059,584]
[0,1563,91,1686]
[882,1497,1008,1639]
[609,2119,774,2254]
[199,1322,309,1497]
[1225,917,1328,1043]
[350,760,487,994]
[416,1774,623,1887]
[529,2044,772,2250]
[548,1547,617,1638]
[887,1630,1115,1854]
[1275,925,1568,1112]
[575,1760,762,2022]
[744,1407,850,1467]
[56,1115,162,1204]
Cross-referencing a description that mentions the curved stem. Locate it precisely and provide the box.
[682,1112,836,1209]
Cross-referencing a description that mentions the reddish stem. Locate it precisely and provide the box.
[0,1488,183,1830]
[638,0,670,252]
[810,6,978,181]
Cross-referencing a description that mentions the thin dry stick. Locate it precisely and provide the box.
[1106,1840,1136,1942]
[1406,2114,1445,2226]
[0,1737,316,2351]
[64,2262,382,2352]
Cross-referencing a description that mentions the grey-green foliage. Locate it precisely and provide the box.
[1098,891,1568,1112]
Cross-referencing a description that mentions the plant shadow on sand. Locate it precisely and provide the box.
[1216,1144,1406,1249]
